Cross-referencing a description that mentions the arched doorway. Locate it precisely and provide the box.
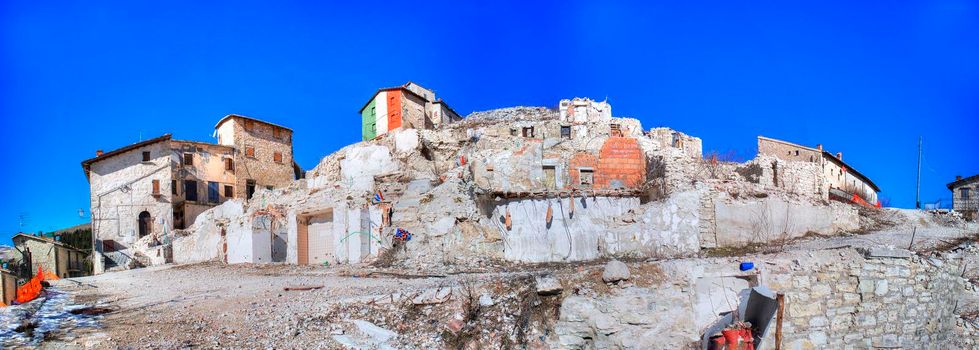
[138,211,152,238]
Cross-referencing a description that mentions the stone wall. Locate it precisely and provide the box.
[765,250,969,349]
[757,136,821,163]
[229,117,295,199]
[550,248,976,349]
[88,141,174,273]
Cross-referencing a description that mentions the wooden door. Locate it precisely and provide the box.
[297,218,309,265]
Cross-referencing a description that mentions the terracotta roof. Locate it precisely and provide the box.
[81,134,172,178]
[948,174,979,190]
[358,84,429,113]
[214,114,292,132]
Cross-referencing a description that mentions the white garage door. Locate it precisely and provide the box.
[307,212,335,265]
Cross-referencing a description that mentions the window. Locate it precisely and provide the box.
[795,150,800,156]
[579,169,594,187]
[273,127,281,139]
[371,106,376,116]
[225,158,234,171]
[183,153,193,166]
[561,126,571,139]
[672,132,680,147]
[152,179,160,195]
[245,147,255,158]
[610,124,622,137]
[172,180,178,195]
[963,188,972,200]
[246,180,256,199]
[224,185,234,198]
[184,180,198,201]
[522,127,535,138]
[142,151,151,162]
[266,185,273,191]
[244,120,254,131]
[208,182,219,203]
[510,128,518,136]
[273,152,283,163]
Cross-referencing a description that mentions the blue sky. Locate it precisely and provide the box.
[1,1,977,243]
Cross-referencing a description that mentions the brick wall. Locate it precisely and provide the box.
[595,137,646,189]
[567,152,597,189]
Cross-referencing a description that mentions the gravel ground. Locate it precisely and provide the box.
[50,262,526,349]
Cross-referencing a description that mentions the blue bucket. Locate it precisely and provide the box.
[739,261,755,271]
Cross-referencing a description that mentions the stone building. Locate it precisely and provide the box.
[947,174,978,219]
[11,233,88,279]
[559,97,612,124]
[359,82,462,141]
[0,268,15,306]
[82,115,298,274]
[757,136,880,205]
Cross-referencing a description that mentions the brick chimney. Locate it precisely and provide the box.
[835,152,843,161]
[96,150,104,157]
[957,175,963,181]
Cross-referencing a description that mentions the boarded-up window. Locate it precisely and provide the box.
[579,169,594,187]
[561,126,571,139]
[224,185,234,198]
[152,179,160,195]
[225,158,234,171]
[245,147,255,158]
[185,180,198,201]
[273,152,283,163]
[543,165,556,190]
[142,151,151,162]
[183,153,193,166]
[244,120,254,131]
[273,127,281,139]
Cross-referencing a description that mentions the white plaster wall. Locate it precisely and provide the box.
[714,197,859,246]
[375,91,388,135]
[339,145,399,194]
[500,196,638,262]
[216,120,235,146]
[170,199,243,264]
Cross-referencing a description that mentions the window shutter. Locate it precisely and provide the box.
[152,180,160,195]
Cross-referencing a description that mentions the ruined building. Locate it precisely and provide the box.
[81,115,298,273]
[948,174,979,219]
[11,233,88,279]
[757,136,880,206]
[360,82,462,141]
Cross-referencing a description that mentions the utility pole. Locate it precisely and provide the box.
[916,136,922,209]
